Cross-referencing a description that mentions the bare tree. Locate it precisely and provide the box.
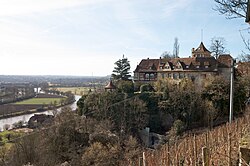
[161,51,173,59]
[210,37,227,59]
[214,0,250,55]
[239,53,250,62]
[214,0,247,19]
[173,37,180,58]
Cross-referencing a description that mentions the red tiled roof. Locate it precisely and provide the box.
[105,80,116,89]
[167,58,194,66]
[134,59,160,72]
[217,54,233,68]
[237,62,250,75]
[134,56,218,72]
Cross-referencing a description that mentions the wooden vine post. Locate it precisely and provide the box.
[202,147,209,166]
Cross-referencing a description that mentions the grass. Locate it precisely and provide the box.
[14,98,64,105]
[0,130,26,154]
[53,87,93,95]
[0,130,23,144]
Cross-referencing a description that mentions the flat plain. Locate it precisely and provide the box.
[14,98,64,105]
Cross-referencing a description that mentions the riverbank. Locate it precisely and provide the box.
[0,99,76,120]
[0,95,81,130]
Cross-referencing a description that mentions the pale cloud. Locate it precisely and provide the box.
[0,0,111,17]
[111,1,160,43]
[110,0,194,43]
[0,0,244,76]
[161,0,194,18]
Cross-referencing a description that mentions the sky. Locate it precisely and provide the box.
[0,0,248,76]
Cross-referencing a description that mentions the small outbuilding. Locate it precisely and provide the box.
[105,80,116,91]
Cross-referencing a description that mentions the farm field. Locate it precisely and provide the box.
[0,94,68,118]
[52,87,93,95]
[14,98,64,105]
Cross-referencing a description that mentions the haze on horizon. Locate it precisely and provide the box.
[0,0,248,76]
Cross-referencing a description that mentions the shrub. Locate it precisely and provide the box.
[117,80,134,93]
[12,120,24,129]
[170,120,185,137]
[140,84,154,93]
[81,142,120,166]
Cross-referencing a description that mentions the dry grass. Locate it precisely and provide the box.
[143,107,250,165]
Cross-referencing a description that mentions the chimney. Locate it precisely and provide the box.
[192,48,195,57]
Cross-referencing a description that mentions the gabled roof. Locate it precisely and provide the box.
[167,58,194,66]
[134,59,160,72]
[194,42,211,53]
[176,60,184,68]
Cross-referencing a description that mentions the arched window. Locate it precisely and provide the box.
[145,74,149,80]
[150,73,155,79]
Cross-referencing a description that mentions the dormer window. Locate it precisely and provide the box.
[204,62,209,68]
[196,66,200,68]
[165,66,170,69]
[160,66,163,69]
[176,61,183,69]
[186,65,189,69]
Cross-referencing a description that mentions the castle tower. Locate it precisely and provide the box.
[192,42,211,58]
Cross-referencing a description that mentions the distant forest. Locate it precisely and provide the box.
[0,75,109,87]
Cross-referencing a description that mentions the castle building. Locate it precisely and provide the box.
[134,42,233,83]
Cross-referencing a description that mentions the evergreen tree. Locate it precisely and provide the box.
[112,55,131,81]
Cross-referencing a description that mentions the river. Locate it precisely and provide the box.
[0,95,81,130]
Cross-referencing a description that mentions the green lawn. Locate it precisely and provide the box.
[52,87,93,95]
[14,98,64,105]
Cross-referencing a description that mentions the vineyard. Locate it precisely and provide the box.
[143,108,250,166]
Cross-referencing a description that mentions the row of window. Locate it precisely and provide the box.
[160,73,206,80]
[194,54,207,57]
[135,73,155,81]
[159,65,209,70]
[134,72,208,81]
[145,73,155,80]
